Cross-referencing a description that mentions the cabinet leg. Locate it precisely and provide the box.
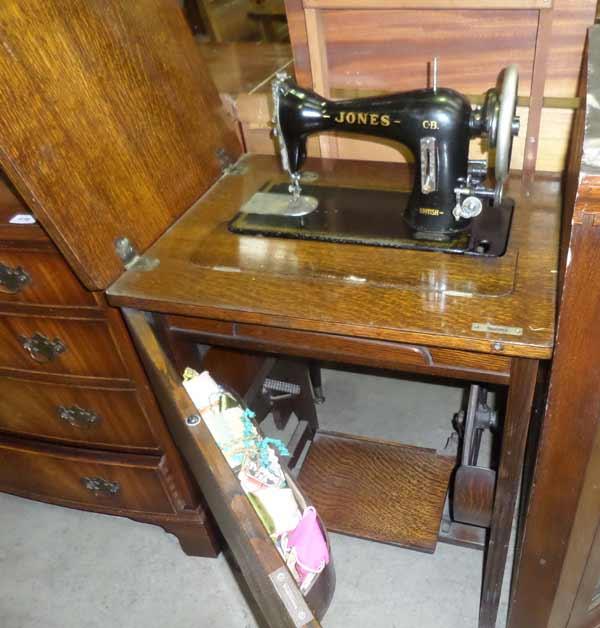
[309,361,325,404]
[159,518,221,558]
[479,358,539,628]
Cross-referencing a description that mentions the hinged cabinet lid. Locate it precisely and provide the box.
[0,0,241,290]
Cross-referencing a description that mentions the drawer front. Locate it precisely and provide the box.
[0,375,159,451]
[0,248,95,307]
[0,314,128,379]
[0,438,177,515]
[166,314,511,383]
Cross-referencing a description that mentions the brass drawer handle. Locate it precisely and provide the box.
[57,405,102,429]
[81,476,120,496]
[18,332,67,363]
[0,262,31,294]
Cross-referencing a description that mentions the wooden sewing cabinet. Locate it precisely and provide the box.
[0,4,561,625]
[107,154,559,628]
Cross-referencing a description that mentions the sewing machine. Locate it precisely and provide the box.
[230,63,520,256]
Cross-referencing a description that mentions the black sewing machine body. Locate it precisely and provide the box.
[230,65,519,253]
[277,84,474,237]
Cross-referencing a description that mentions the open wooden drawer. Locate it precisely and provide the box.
[161,312,458,555]
[124,306,461,627]
[124,308,334,627]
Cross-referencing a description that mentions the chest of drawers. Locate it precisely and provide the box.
[0,179,218,556]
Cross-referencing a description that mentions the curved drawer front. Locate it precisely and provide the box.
[0,248,95,307]
[0,438,177,515]
[0,314,128,379]
[0,376,159,451]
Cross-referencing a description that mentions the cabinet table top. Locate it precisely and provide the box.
[108,155,560,359]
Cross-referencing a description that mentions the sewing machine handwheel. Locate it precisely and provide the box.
[494,64,519,192]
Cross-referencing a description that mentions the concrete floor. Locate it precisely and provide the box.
[0,369,512,628]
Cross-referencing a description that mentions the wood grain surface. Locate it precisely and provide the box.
[0,177,216,550]
[107,154,560,359]
[508,28,600,626]
[544,0,596,98]
[479,358,539,628]
[192,217,517,297]
[453,466,495,529]
[165,313,512,383]
[521,8,553,178]
[0,435,178,515]
[321,9,538,95]
[298,431,454,552]
[0,0,241,290]
[0,248,96,308]
[0,375,159,453]
[288,0,595,99]
[0,313,129,380]
[552,427,600,628]
[284,0,312,86]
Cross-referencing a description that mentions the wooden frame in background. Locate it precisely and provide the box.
[284,0,595,178]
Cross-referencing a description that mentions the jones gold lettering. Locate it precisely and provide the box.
[333,111,392,126]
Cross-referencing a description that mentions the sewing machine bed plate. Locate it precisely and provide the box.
[229,183,514,257]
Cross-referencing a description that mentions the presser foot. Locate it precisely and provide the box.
[239,191,319,217]
[239,171,319,218]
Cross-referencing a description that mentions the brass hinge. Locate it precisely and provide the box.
[114,237,159,271]
[216,148,247,176]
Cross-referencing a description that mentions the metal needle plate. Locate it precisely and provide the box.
[240,191,319,217]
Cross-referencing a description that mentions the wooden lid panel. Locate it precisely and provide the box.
[0,0,241,290]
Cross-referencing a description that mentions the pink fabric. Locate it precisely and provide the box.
[287,507,329,575]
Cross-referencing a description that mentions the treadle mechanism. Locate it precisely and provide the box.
[247,360,320,468]
[452,385,497,528]
[262,377,302,398]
